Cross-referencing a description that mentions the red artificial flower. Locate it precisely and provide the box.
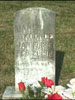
[45,80,54,88]
[48,93,62,100]
[41,77,54,88]
[18,82,26,91]
[48,94,52,99]
[45,79,54,88]
[41,77,46,84]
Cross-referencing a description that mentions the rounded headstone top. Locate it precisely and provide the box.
[14,7,56,16]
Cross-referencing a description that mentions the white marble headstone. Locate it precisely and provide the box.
[14,7,56,92]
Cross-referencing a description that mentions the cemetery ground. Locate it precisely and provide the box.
[0,1,75,99]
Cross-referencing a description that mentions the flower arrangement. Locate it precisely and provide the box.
[72,88,75,98]
[18,77,63,99]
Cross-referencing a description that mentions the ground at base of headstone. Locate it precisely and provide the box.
[2,86,22,99]
[2,86,44,99]
[2,85,70,99]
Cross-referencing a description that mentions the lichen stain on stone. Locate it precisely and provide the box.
[39,10,44,30]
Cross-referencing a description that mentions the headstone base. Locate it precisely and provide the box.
[2,85,66,99]
[2,86,22,99]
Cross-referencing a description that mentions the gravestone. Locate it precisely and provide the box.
[2,7,56,99]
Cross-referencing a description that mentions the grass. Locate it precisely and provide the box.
[0,1,75,98]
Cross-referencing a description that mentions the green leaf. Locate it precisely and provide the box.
[27,85,34,98]
[38,81,45,87]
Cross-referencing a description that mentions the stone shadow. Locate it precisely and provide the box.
[55,51,65,85]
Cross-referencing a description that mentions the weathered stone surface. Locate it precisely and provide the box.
[2,86,22,99]
[14,7,56,92]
